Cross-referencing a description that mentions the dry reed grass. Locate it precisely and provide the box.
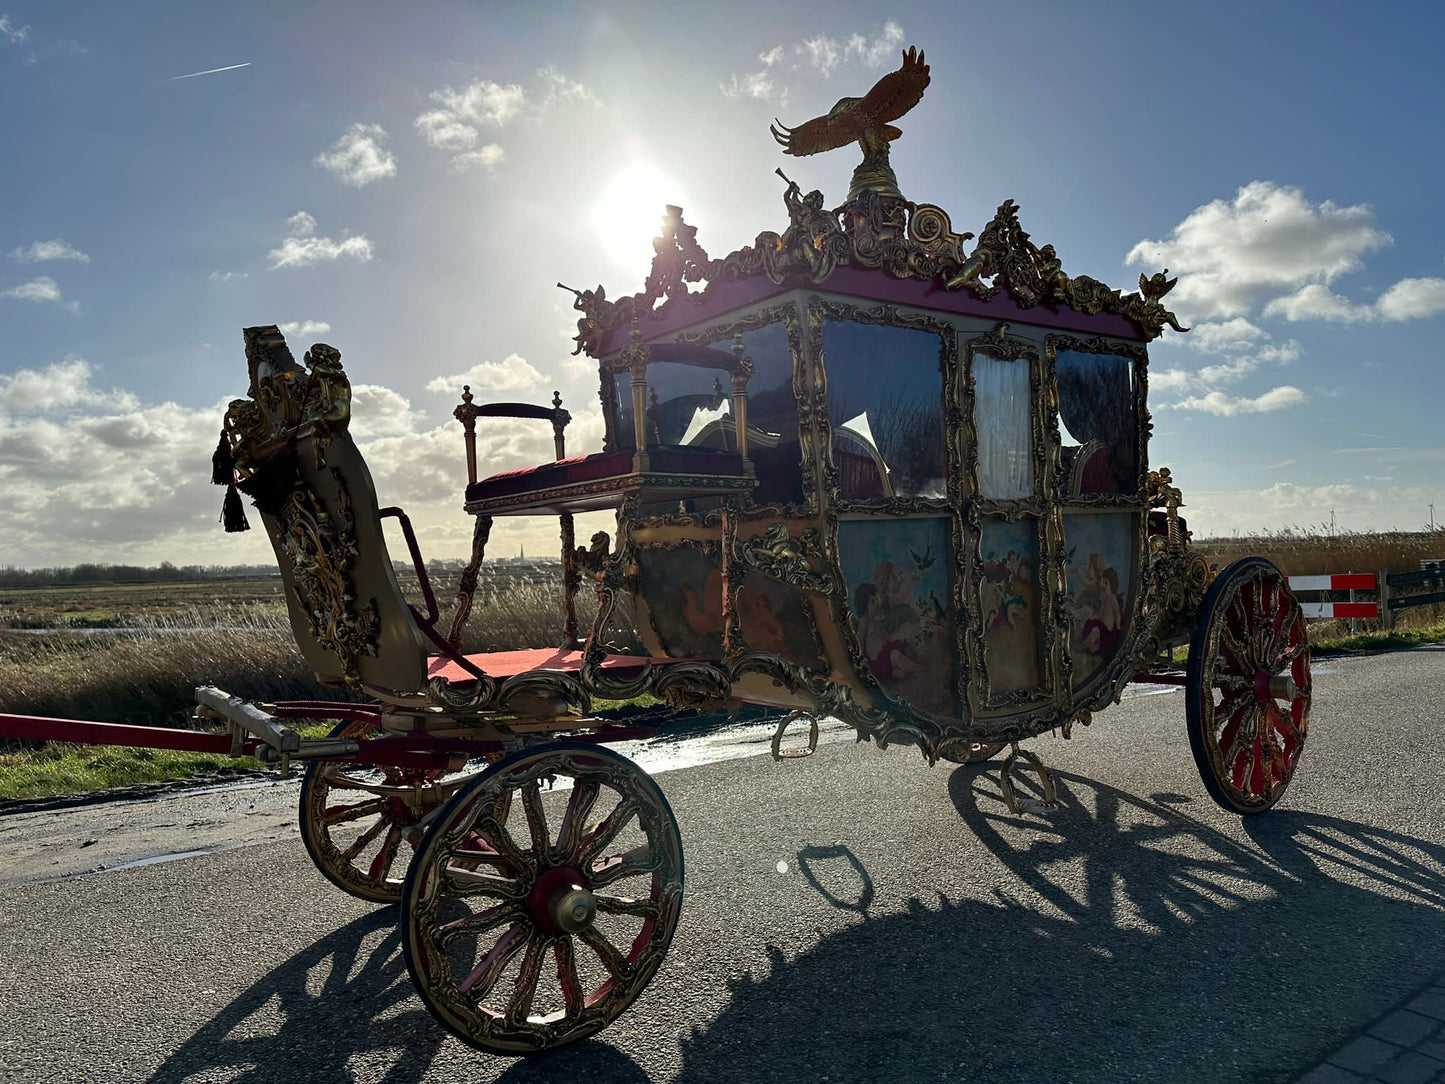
[0,572,641,738]
[2,530,1439,738]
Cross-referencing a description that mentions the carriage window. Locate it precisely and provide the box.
[738,322,804,505]
[973,352,1033,499]
[615,362,729,450]
[822,320,945,500]
[1056,349,1138,497]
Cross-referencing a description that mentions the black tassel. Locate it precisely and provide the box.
[211,429,234,486]
[221,483,250,533]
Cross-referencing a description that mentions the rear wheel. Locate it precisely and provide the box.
[1186,558,1311,814]
[299,718,478,904]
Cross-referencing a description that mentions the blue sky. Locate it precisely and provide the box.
[2,1,1442,568]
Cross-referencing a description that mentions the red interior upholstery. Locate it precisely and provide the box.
[466,447,744,503]
[427,647,655,683]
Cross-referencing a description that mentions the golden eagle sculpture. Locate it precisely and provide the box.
[771,46,929,156]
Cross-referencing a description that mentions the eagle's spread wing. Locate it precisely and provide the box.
[771,103,866,157]
[771,46,930,157]
[858,46,930,124]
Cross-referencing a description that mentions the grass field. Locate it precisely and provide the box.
[1,531,1440,799]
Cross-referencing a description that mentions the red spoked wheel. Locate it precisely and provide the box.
[401,741,683,1054]
[1186,557,1311,814]
[299,718,481,904]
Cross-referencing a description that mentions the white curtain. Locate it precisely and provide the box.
[974,353,1033,499]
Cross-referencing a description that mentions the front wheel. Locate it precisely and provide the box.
[1186,557,1311,814]
[402,741,684,1053]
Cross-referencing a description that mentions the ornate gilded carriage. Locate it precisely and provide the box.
[196,48,1311,1056]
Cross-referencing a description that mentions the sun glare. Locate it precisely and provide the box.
[591,162,688,274]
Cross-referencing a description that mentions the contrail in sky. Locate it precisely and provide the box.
[168,62,251,81]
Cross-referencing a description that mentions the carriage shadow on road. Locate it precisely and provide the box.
[672,766,1445,1084]
[145,906,650,1084]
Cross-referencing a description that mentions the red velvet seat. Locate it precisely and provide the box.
[465,446,749,512]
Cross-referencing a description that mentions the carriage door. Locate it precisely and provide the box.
[1047,335,1148,693]
[964,328,1053,714]
[817,303,960,719]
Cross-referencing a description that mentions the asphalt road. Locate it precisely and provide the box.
[1,646,1442,1084]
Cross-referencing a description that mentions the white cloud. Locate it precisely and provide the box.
[0,14,28,44]
[2,275,61,301]
[799,34,841,76]
[720,71,778,102]
[1261,276,1445,324]
[349,384,427,441]
[209,270,245,283]
[449,144,506,173]
[431,79,527,128]
[537,66,601,110]
[415,69,596,172]
[1126,182,1392,319]
[723,22,906,102]
[267,212,372,270]
[277,320,331,339]
[1179,318,1265,353]
[414,110,478,152]
[0,356,92,411]
[314,122,397,187]
[10,239,88,263]
[286,210,317,236]
[1262,283,1373,323]
[844,20,905,67]
[1376,277,1445,321]
[1186,481,1442,537]
[426,354,544,396]
[1171,386,1306,415]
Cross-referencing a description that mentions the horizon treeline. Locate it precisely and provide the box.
[0,562,283,589]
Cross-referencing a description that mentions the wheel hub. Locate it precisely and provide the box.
[1254,667,1297,705]
[527,865,596,936]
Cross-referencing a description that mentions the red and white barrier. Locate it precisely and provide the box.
[1287,574,1378,619]
[1286,573,1376,592]
[1297,601,1378,619]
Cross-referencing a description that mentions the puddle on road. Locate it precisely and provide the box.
[104,848,216,873]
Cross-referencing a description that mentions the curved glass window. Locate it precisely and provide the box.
[822,320,946,500]
[1056,349,1138,496]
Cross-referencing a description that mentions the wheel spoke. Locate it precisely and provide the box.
[340,815,388,863]
[323,775,392,794]
[458,923,529,997]
[555,780,601,861]
[506,933,551,1025]
[590,843,661,888]
[594,893,663,920]
[438,902,523,949]
[579,926,633,981]
[321,798,387,826]
[577,801,639,868]
[441,867,530,902]
[554,935,585,1018]
[367,825,403,882]
[521,780,551,859]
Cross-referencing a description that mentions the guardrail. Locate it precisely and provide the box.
[1288,560,1445,628]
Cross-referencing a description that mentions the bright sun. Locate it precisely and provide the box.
[591,162,688,274]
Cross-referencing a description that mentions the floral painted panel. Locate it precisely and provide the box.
[839,517,956,715]
[1064,512,1135,688]
[979,517,1041,694]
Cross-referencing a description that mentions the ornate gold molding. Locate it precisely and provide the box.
[567,191,1188,359]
